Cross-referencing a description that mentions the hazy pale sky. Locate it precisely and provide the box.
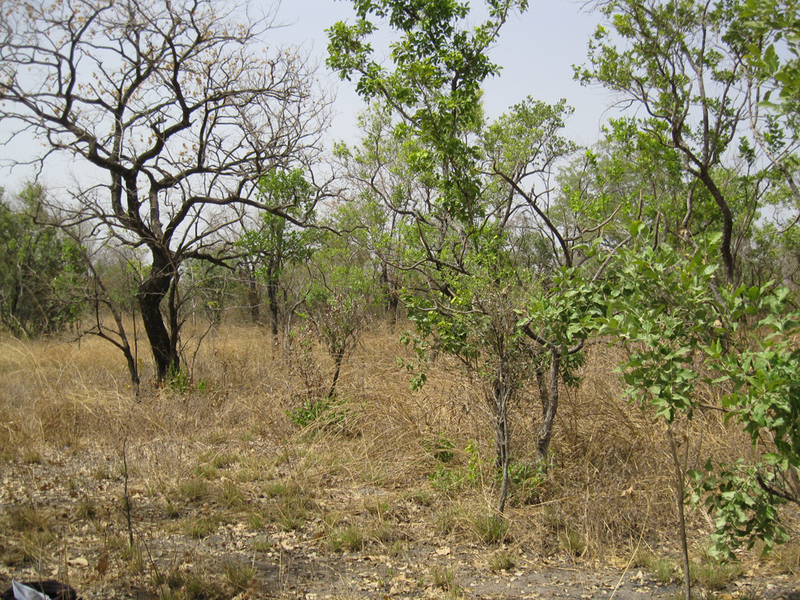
[0,0,615,191]
[268,0,615,146]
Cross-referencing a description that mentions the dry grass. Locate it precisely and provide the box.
[0,323,797,599]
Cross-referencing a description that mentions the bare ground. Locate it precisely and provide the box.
[2,437,798,600]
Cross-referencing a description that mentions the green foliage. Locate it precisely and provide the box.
[329,0,586,514]
[737,0,800,215]
[167,367,192,395]
[599,231,722,422]
[239,170,316,268]
[327,0,529,223]
[428,441,484,493]
[503,459,546,505]
[577,0,757,284]
[522,259,606,379]
[327,524,366,552]
[600,225,800,558]
[237,169,318,332]
[0,184,87,336]
[301,228,377,397]
[689,459,789,559]
[469,511,510,544]
[740,0,800,108]
[557,118,698,245]
[422,434,456,463]
[287,396,347,429]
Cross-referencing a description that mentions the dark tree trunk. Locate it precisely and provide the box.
[494,392,510,514]
[137,250,178,382]
[266,278,279,339]
[536,350,560,464]
[380,264,399,326]
[488,368,512,514]
[246,280,261,324]
[698,166,736,285]
[672,128,737,285]
[122,343,141,398]
[328,345,346,398]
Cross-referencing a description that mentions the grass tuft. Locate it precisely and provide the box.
[430,565,457,591]
[328,524,366,552]
[9,505,51,533]
[489,550,516,571]
[220,558,256,592]
[470,511,510,544]
[182,516,218,539]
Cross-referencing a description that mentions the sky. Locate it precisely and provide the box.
[266,0,616,147]
[0,0,617,192]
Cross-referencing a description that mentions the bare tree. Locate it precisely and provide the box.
[0,0,329,381]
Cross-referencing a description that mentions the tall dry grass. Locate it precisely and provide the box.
[0,320,795,575]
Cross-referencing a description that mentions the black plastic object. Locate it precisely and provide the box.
[2,581,80,600]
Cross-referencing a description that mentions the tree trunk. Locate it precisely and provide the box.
[697,166,736,285]
[246,278,261,324]
[122,343,141,399]
[667,427,692,600]
[328,345,346,398]
[536,366,548,419]
[495,394,510,514]
[267,279,279,340]
[381,263,399,327]
[137,250,178,383]
[536,350,560,464]
[489,368,512,514]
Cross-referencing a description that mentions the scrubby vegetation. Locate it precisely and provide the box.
[2,0,800,597]
[0,323,797,599]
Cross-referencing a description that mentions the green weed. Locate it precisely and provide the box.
[470,512,509,544]
[328,525,365,552]
[182,516,217,539]
[489,550,516,571]
[221,558,256,592]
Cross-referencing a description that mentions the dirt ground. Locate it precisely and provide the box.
[2,440,799,600]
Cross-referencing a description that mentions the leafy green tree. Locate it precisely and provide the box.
[738,0,800,231]
[0,184,86,337]
[329,0,535,513]
[481,98,604,468]
[328,0,527,224]
[237,170,317,339]
[598,226,800,592]
[333,105,420,326]
[741,0,800,107]
[557,116,773,288]
[301,222,380,399]
[482,98,580,267]
[557,118,693,247]
[577,0,756,284]
[699,284,800,554]
[598,229,723,599]
[330,0,605,513]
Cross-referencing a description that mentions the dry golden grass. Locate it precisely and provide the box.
[0,322,797,599]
